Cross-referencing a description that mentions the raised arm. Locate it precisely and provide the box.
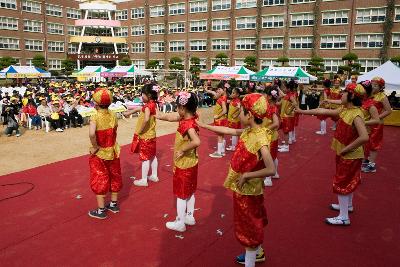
[156,111,180,122]
[205,88,217,98]
[339,116,369,156]
[295,106,341,117]
[197,120,244,136]
[325,99,343,105]
[123,106,142,117]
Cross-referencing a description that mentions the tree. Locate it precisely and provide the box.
[61,58,76,76]
[391,55,400,66]
[32,54,46,69]
[147,60,160,69]
[276,56,289,66]
[339,53,361,79]
[169,56,184,70]
[189,57,201,77]
[308,56,325,79]
[213,53,229,67]
[244,55,258,72]
[0,56,17,69]
[119,56,132,66]
[228,78,238,88]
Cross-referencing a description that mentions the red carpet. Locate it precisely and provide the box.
[0,116,399,267]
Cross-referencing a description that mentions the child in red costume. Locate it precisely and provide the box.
[205,85,228,158]
[263,88,281,187]
[278,80,297,153]
[88,88,122,220]
[124,83,159,187]
[296,84,369,226]
[198,93,275,267]
[157,92,201,232]
[226,88,241,151]
[362,77,392,173]
[315,79,332,135]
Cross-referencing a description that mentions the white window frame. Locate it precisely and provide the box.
[115,27,128,37]
[47,23,64,35]
[321,10,349,25]
[169,40,186,52]
[357,59,381,73]
[236,0,257,9]
[0,0,17,10]
[132,60,146,69]
[354,34,384,49]
[291,0,315,4]
[68,43,78,54]
[212,39,230,51]
[190,40,207,51]
[236,16,257,30]
[66,8,81,19]
[67,25,81,36]
[48,41,64,53]
[261,36,284,50]
[48,59,62,70]
[395,7,400,22]
[169,3,185,16]
[149,24,165,35]
[150,42,165,53]
[289,58,310,70]
[132,42,145,53]
[262,14,284,28]
[131,25,145,36]
[212,0,231,11]
[190,0,208,13]
[356,7,386,24]
[190,20,207,32]
[22,0,41,14]
[0,37,19,50]
[23,19,43,33]
[25,39,43,51]
[117,43,128,54]
[263,0,285,6]
[212,18,231,31]
[189,58,207,70]
[261,59,278,69]
[320,35,347,49]
[131,7,145,19]
[235,38,256,50]
[392,33,400,48]
[46,4,63,17]
[291,13,314,27]
[169,22,185,34]
[289,36,313,49]
[0,16,18,31]
[150,6,165,17]
[116,9,128,20]
[324,59,344,73]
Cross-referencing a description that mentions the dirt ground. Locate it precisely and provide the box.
[0,108,214,176]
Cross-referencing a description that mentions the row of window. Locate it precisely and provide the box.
[0,0,81,18]
[1,34,399,52]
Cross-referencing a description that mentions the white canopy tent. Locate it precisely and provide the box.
[357,61,400,94]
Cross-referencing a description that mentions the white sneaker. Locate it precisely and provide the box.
[278,146,289,152]
[15,133,21,137]
[278,144,286,148]
[325,216,350,226]
[330,204,354,212]
[226,146,235,151]
[184,215,196,226]
[56,128,63,132]
[272,174,280,179]
[209,152,223,158]
[133,179,148,187]
[316,131,326,135]
[148,175,159,182]
[288,140,293,145]
[264,177,273,187]
[166,218,186,232]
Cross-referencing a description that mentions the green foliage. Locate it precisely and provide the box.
[244,56,258,72]
[147,60,160,69]
[308,56,325,79]
[189,57,201,77]
[119,56,132,66]
[213,53,229,67]
[169,57,184,70]
[340,53,361,78]
[228,78,238,88]
[276,56,289,66]
[61,58,76,75]
[50,70,60,77]
[0,56,17,69]
[390,55,400,65]
[32,54,46,69]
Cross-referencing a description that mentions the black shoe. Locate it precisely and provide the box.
[105,203,120,213]
[236,247,266,265]
[88,208,107,219]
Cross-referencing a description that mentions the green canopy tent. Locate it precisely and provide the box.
[250,67,317,84]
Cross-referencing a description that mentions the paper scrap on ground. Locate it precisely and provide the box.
[163,214,168,218]
[194,208,201,211]
[220,214,225,218]
[75,195,82,199]
[150,227,159,231]
[166,164,171,167]
[175,235,184,239]
[217,229,223,236]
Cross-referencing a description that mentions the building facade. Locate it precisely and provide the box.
[0,0,399,73]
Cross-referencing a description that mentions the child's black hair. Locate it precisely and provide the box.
[346,91,362,107]
[242,106,263,125]
[360,81,373,97]
[176,92,198,115]
[231,87,241,96]
[141,83,158,101]
[322,79,332,88]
